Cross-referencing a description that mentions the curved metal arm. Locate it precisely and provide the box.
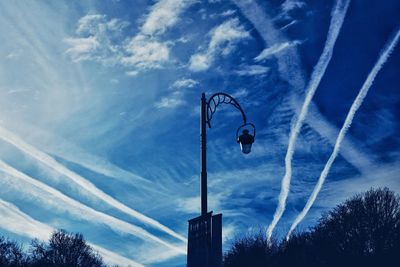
[206,92,247,128]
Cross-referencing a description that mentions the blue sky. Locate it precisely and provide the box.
[0,0,399,266]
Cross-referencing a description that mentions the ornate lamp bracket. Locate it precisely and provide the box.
[205,92,247,128]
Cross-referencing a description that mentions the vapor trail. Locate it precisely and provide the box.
[0,160,186,254]
[286,28,400,240]
[0,126,187,243]
[0,198,145,267]
[266,0,351,242]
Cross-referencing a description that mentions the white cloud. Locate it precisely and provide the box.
[155,92,185,109]
[172,78,199,89]
[66,0,195,73]
[189,54,211,71]
[64,36,100,62]
[236,64,270,76]
[65,14,129,64]
[189,18,250,71]
[122,35,170,69]
[76,14,129,36]
[125,70,139,76]
[221,9,236,17]
[121,0,196,73]
[209,18,249,51]
[254,40,302,62]
[141,0,196,35]
[281,0,306,12]
[106,18,130,32]
[76,14,106,34]
[156,78,198,109]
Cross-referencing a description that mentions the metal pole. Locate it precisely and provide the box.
[200,93,207,216]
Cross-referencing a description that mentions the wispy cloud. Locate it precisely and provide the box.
[171,78,199,89]
[320,163,400,208]
[0,197,145,267]
[0,198,53,240]
[232,0,306,90]
[303,102,375,173]
[221,9,236,17]
[280,20,298,31]
[231,88,249,98]
[0,159,186,255]
[155,78,199,109]
[236,64,270,76]
[189,18,250,71]
[65,37,100,62]
[286,27,400,239]
[0,126,187,244]
[7,122,157,190]
[154,78,199,109]
[281,0,306,13]
[254,41,302,62]
[266,0,351,242]
[155,91,186,109]
[121,35,170,69]
[65,14,128,63]
[141,0,195,35]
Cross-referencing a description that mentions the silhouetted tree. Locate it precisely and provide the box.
[224,188,400,267]
[0,237,27,267]
[29,230,105,267]
[312,187,400,267]
[276,232,321,267]
[223,232,277,267]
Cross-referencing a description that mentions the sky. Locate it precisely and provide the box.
[0,0,399,266]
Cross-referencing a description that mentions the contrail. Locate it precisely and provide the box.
[0,126,187,243]
[0,198,145,267]
[0,160,186,254]
[286,27,400,240]
[233,0,376,175]
[266,0,351,242]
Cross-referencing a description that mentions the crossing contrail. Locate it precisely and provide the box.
[0,160,186,254]
[286,27,400,240]
[266,0,351,242]
[0,198,145,267]
[0,126,187,243]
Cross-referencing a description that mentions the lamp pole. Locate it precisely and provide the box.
[200,93,208,216]
[188,92,256,267]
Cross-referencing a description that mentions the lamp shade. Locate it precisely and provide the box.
[237,129,255,154]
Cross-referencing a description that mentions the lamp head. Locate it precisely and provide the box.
[237,129,255,154]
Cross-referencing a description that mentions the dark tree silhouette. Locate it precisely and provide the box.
[276,232,320,267]
[0,237,27,267]
[223,232,277,267]
[312,187,400,267]
[224,188,400,267]
[29,230,105,267]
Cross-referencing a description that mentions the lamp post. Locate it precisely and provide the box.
[188,92,256,267]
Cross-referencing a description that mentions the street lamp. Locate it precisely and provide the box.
[188,92,256,267]
[201,92,256,215]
